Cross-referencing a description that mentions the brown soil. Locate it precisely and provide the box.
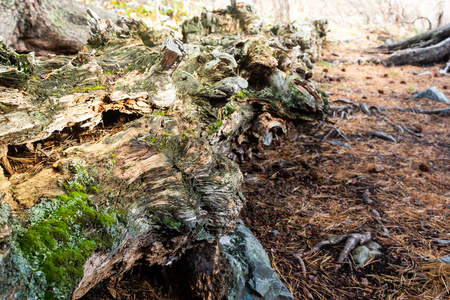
[239,40,450,299]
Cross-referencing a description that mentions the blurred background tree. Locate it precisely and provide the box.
[86,0,449,39]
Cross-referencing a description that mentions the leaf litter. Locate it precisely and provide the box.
[239,38,449,300]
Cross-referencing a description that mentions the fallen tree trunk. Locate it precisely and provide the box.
[374,23,450,66]
[376,23,450,52]
[382,36,450,66]
[0,5,328,299]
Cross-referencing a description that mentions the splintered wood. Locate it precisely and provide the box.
[160,35,187,75]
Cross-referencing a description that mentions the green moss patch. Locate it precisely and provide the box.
[14,162,124,299]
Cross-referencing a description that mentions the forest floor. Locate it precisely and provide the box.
[7,33,448,300]
[240,38,450,299]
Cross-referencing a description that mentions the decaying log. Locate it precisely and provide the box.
[0,5,329,299]
[382,36,450,66]
[373,23,450,66]
[376,23,450,52]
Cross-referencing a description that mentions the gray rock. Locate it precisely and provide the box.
[437,256,450,264]
[436,239,450,245]
[351,241,382,268]
[413,86,450,103]
[220,225,294,300]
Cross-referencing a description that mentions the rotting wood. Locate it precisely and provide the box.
[160,32,187,76]
[0,156,14,176]
[0,0,121,55]
[0,4,328,300]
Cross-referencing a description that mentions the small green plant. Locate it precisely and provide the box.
[232,91,245,99]
[222,101,235,116]
[207,119,223,133]
[388,71,398,76]
[318,60,332,67]
[407,86,415,91]
[163,217,182,229]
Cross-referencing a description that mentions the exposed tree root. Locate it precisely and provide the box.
[371,131,397,143]
[330,99,450,117]
[293,253,307,278]
[301,232,372,272]
[321,126,350,143]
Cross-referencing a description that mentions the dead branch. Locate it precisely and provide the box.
[375,23,450,52]
[382,37,450,66]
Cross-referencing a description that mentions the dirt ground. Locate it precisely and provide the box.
[239,39,450,299]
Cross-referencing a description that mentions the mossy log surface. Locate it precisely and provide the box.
[0,5,329,299]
